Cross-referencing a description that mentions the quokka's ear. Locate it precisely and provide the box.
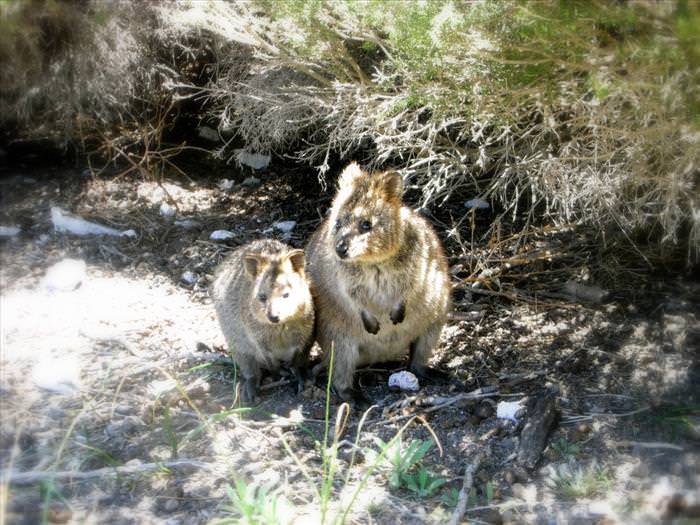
[381,171,403,202]
[338,162,364,189]
[286,249,305,274]
[244,254,265,277]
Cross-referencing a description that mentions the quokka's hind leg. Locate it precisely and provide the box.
[325,338,370,408]
[290,347,310,395]
[408,323,449,383]
[234,351,263,405]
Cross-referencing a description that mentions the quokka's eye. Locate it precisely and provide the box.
[359,220,372,232]
[283,292,289,298]
[257,293,267,303]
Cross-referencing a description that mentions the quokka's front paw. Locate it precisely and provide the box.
[361,310,380,334]
[390,299,406,324]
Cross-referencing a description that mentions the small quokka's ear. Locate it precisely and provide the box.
[338,162,364,188]
[381,171,403,202]
[244,254,264,277]
[286,249,305,274]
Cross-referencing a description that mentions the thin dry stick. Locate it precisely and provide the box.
[0,423,24,525]
[448,446,490,525]
[613,440,685,451]
[2,459,214,486]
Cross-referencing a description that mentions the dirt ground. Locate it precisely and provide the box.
[0,160,698,525]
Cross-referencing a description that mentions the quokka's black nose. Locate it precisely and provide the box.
[335,240,348,258]
[268,313,280,323]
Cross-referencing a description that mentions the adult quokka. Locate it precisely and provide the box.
[211,239,314,404]
[306,162,451,404]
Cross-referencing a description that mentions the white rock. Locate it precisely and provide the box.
[51,207,134,237]
[0,225,20,237]
[197,125,219,142]
[563,281,608,304]
[218,179,235,191]
[32,354,82,394]
[273,220,296,233]
[42,259,87,292]
[464,198,490,210]
[235,150,271,170]
[159,202,176,217]
[496,400,525,422]
[121,229,137,238]
[174,219,200,229]
[210,230,235,241]
[181,271,197,285]
[148,378,177,398]
[37,233,50,244]
[388,370,420,392]
[242,176,261,187]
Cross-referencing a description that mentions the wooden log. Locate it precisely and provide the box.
[516,389,558,470]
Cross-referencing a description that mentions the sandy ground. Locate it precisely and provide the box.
[1,164,699,524]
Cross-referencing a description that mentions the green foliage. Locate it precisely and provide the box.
[161,405,179,459]
[218,479,291,525]
[440,487,460,508]
[403,466,447,498]
[545,462,614,501]
[366,437,446,498]
[649,403,700,440]
[39,479,69,525]
[372,437,433,490]
[551,438,582,460]
[484,480,494,503]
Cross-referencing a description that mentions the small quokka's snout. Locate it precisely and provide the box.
[267,311,280,323]
[335,239,349,259]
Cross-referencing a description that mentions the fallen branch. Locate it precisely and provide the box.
[1,459,214,486]
[612,440,685,452]
[562,405,651,424]
[499,370,547,388]
[517,389,558,470]
[448,445,490,525]
[382,386,500,421]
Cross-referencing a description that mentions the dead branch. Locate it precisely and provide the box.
[448,445,490,525]
[1,459,215,486]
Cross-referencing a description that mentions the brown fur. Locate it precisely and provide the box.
[306,162,452,403]
[211,239,314,404]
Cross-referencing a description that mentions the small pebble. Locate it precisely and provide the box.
[483,508,503,524]
[273,220,296,233]
[241,176,261,187]
[159,202,176,217]
[210,230,235,241]
[163,498,179,512]
[511,482,526,499]
[476,401,495,419]
[47,506,72,524]
[181,271,197,285]
[573,422,592,440]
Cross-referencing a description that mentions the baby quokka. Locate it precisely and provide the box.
[211,239,314,404]
[306,162,452,404]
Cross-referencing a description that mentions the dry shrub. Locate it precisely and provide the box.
[187,0,699,268]
[0,1,149,143]
[1,0,697,270]
[0,0,225,172]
